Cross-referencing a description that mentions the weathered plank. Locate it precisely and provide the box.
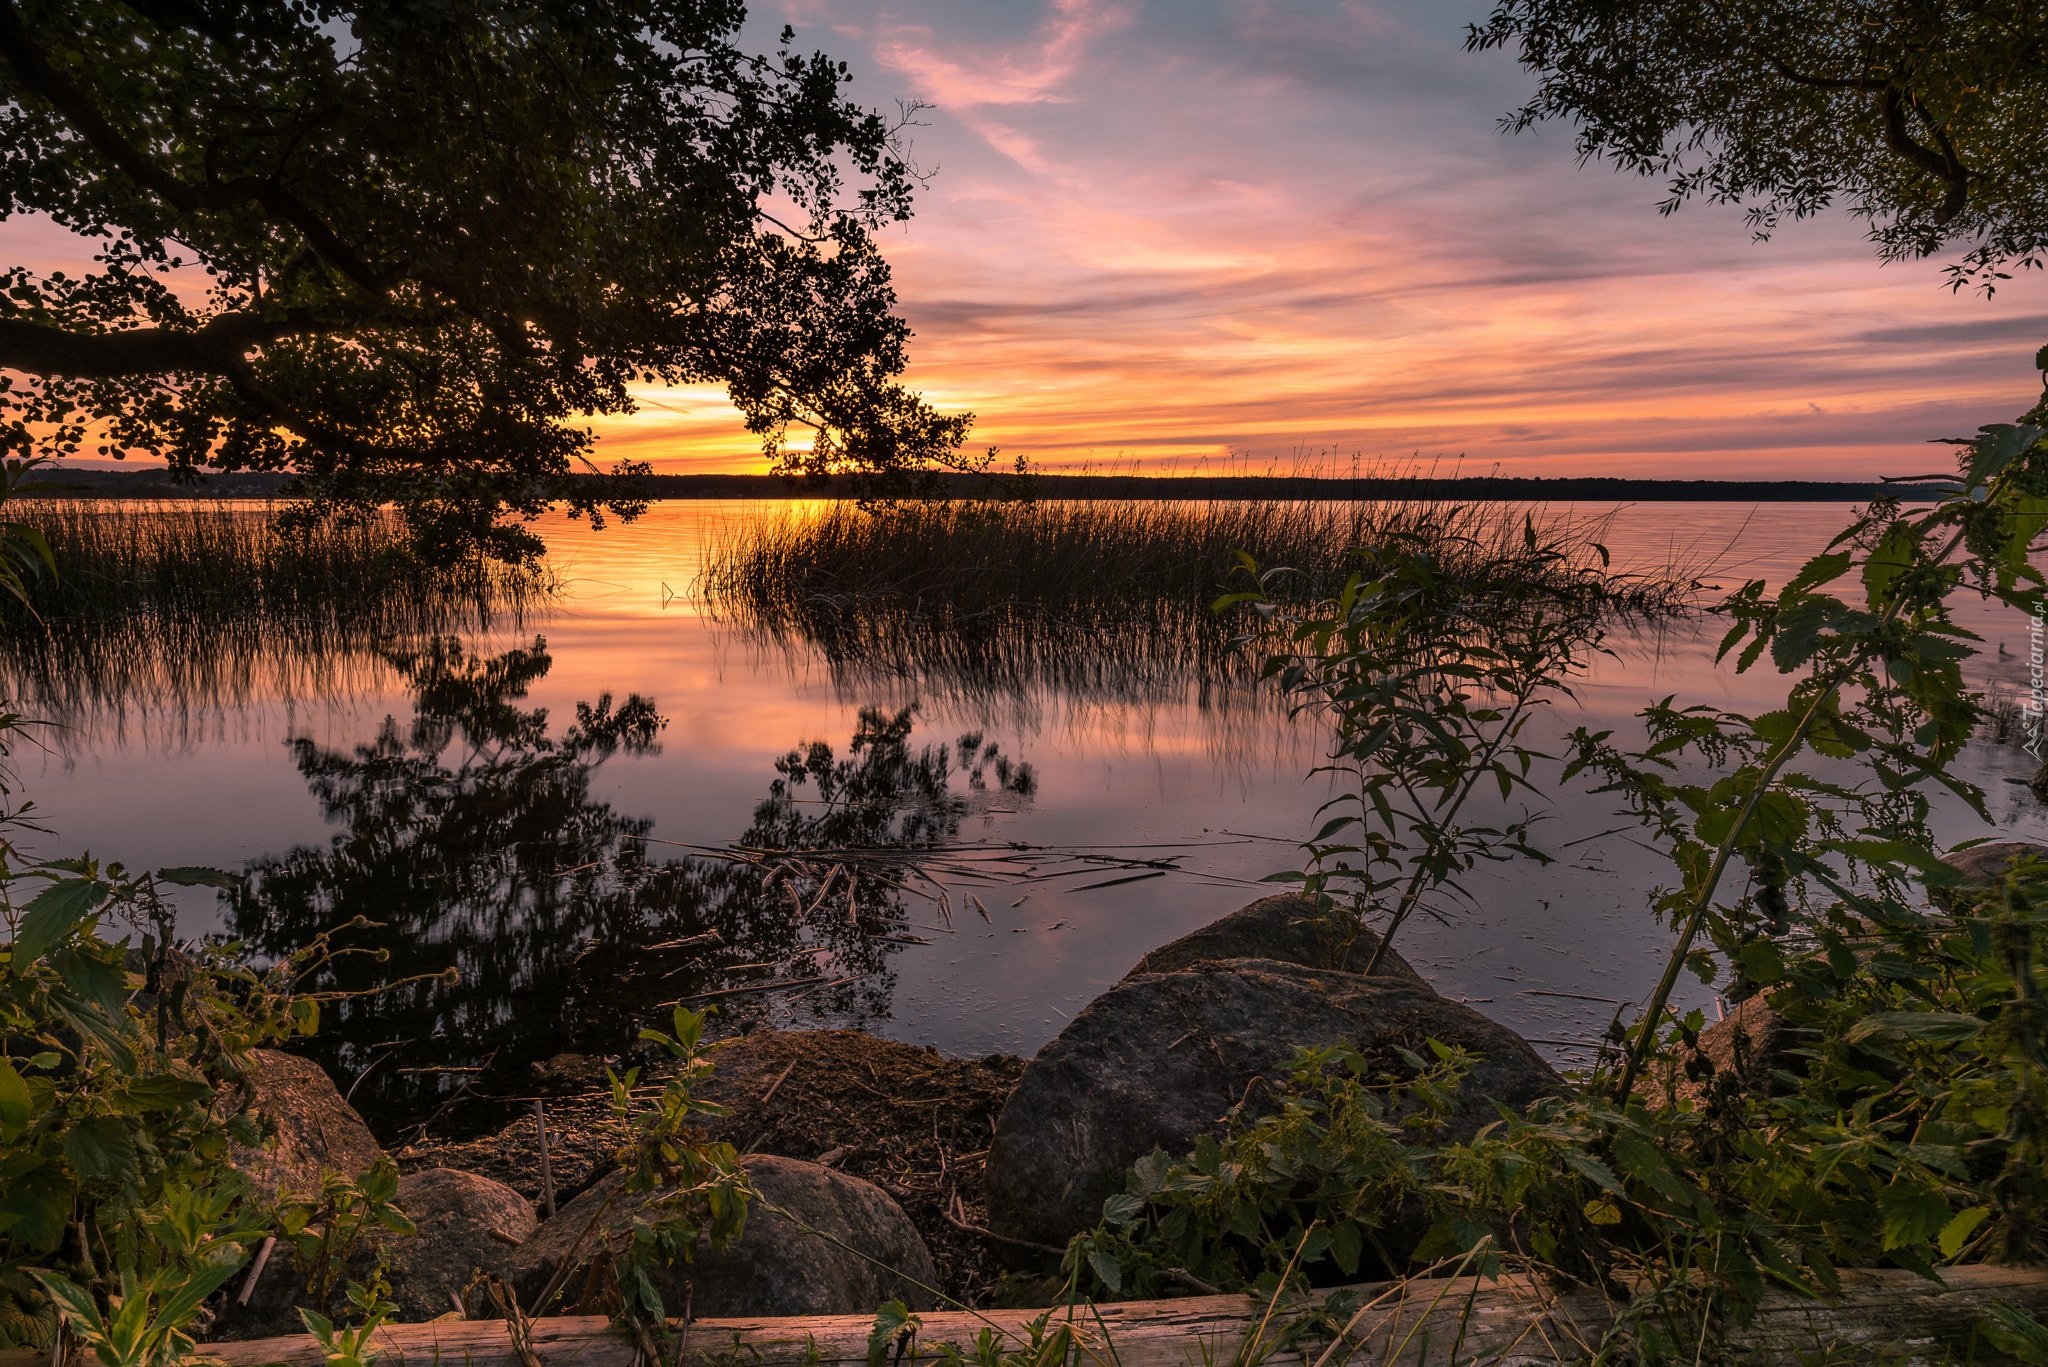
[4,1266,2044,1367]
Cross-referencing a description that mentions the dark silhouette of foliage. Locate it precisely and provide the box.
[0,2,975,560]
[748,706,1037,853]
[229,641,1029,1130]
[1468,1,2048,291]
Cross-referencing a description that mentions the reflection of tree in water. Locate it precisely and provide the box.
[231,637,1033,1131]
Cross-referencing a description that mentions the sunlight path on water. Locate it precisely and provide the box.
[10,499,2046,1088]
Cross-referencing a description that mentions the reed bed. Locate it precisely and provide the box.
[697,498,1693,706]
[0,499,550,723]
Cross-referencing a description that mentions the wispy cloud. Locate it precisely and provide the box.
[605,0,2048,479]
[873,0,1130,108]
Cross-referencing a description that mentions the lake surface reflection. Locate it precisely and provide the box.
[10,500,2046,1124]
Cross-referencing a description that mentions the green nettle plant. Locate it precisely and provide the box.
[607,1007,754,1333]
[0,688,425,1364]
[502,1005,753,1360]
[1076,1042,1478,1301]
[277,1159,416,1308]
[1218,515,1629,971]
[1081,360,2048,1359]
[1,858,296,1360]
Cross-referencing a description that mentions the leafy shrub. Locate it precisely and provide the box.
[1079,377,2048,1359]
[1,855,306,1358]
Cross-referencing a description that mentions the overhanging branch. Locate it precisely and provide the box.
[0,311,321,378]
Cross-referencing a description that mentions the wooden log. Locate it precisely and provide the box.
[4,1266,2043,1367]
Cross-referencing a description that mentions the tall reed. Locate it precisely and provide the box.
[0,499,550,724]
[697,498,1692,708]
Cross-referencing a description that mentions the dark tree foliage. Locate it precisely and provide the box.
[231,641,1032,1130]
[1468,2,2048,291]
[0,2,975,560]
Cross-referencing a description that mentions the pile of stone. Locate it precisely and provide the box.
[216,842,2031,1332]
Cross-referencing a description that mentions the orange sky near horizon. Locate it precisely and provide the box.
[579,0,2048,482]
[19,0,2048,484]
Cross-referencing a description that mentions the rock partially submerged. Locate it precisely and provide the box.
[508,1155,937,1317]
[985,956,1557,1258]
[228,1049,386,1206]
[1124,893,1426,985]
[1937,839,2048,907]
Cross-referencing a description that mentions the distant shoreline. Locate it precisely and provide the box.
[18,467,1955,504]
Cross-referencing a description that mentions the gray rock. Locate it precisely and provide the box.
[1125,894,1425,985]
[228,1049,386,1207]
[225,1167,537,1336]
[508,1155,937,1317]
[984,958,1557,1259]
[383,1168,537,1321]
[1937,840,2048,908]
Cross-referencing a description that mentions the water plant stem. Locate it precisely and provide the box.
[1613,518,1970,1101]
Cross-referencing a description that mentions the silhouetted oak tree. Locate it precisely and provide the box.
[1469,2,2047,291]
[0,2,973,558]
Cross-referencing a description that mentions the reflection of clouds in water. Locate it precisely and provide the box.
[15,499,2048,1078]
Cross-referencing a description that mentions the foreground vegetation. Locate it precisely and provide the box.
[10,394,2048,1363]
[1046,383,2048,1361]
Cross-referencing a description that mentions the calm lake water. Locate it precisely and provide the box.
[10,499,2046,1128]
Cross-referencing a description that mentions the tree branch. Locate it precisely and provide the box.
[0,0,391,290]
[0,311,324,378]
[1756,44,1971,228]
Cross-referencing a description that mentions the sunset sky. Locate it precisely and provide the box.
[603,0,2048,480]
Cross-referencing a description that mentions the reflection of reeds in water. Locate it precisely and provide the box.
[698,498,1691,713]
[0,500,550,729]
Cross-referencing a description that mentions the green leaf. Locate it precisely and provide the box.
[12,877,109,965]
[1087,1248,1123,1295]
[0,1061,29,1140]
[115,1074,211,1114]
[1329,1219,1363,1276]
[1785,550,1852,592]
[1770,596,1841,671]
[1966,423,2044,487]
[153,865,242,890]
[62,1115,140,1184]
[1878,1184,1952,1252]
[1861,523,1919,607]
[1980,1302,2048,1363]
[30,1271,106,1336]
[1845,1010,1985,1045]
[867,1301,920,1367]
[1939,1206,1991,1259]
[0,1169,73,1251]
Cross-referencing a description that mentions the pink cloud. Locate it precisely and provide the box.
[873,0,1131,107]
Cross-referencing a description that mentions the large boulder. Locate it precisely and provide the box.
[224,1167,536,1337]
[984,959,1557,1258]
[229,1049,385,1206]
[508,1155,937,1317]
[1125,894,1425,985]
[384,1168,537,1320]
[1937,840,2048,908]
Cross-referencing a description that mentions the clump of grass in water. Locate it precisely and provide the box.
[698,498,1690,705]
[0,499,552,722]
